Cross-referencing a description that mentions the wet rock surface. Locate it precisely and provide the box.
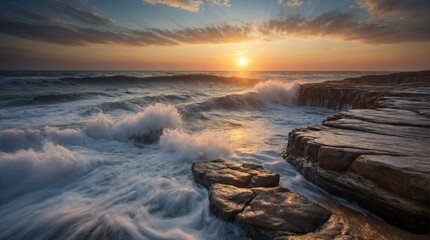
[192,160,363,239]
[237,187,331,234]
[284,70,430,233]
[192,159,280,189]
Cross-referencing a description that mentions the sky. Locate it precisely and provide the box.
[0,0,429,71]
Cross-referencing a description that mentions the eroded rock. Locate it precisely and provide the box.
[209,183,254,221]
[192,159,280,189]
[237,187,331,234]
[351,155,430,203]
[284,71,430,233]
[192,160,334,239]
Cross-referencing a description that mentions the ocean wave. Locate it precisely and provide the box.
[85,101,141,114]
[61,74,260,85]
[85,103,182,143]
[254,80,301,105]
[0,142,93,202]
[6,92,112,106]
[160,129,232,160]
[85,94,192,114]
[182,92,264,113]
[182,80,301,113]
[141,94,193,103]
[0,127,89,153]
[0,104,183,151]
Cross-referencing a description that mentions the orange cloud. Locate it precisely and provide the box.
[142,0,230,12]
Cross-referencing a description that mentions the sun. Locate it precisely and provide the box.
[238,57,248,67]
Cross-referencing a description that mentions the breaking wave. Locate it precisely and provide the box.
[254,80,301,105]
[183,80,302,113]
[85,103,182,143]
[85,94,192,114]
[183,92,264,113]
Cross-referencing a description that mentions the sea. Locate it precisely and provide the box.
[0,71,390,239]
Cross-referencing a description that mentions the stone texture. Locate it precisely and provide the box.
[286,215,365,240]
[297,70,430,112]
[237,187,331,234]
[351,155,430,203]
[192,159,280,189]
[284,70,430,233]
[192,159,426,239]
[192,160,336,239]
[209,183,254,221]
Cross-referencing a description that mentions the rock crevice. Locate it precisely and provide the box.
[192,160,338,239]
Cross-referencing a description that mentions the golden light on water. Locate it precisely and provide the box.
[227,120,272,153]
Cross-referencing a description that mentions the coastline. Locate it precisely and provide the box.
[192,70,430,239]
[284,70,430,233]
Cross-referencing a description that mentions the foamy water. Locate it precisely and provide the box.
[0,71,381,239]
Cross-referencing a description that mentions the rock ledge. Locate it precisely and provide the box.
[192,160,346,239]
[284,71,430,233]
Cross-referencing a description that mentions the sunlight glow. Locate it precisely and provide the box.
[238,57,248,67]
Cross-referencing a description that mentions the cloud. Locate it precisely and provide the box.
[0,3,61,23]
[208,0,230,7]
[0,17,251,46]
[278,0,303,7]
[0,18,169,46]
[150,23,253,44]
[142,0,230,12]
[358,0,430,19]
[143,0,202,12]
[260,11,430,44]
[0,3,429,47]
[49,0,115,26]
[287,0,303,8]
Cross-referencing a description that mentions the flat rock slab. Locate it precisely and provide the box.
[209,184,331,234]
[192,159,280,189]
[209,183,254,221]
[237,187,331,234]
[285,71,430,233]
[192,160,336,239]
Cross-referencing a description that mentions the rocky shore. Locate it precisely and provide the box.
[192,160,355,239]
[191,71,429,239]
[284,71,430,233]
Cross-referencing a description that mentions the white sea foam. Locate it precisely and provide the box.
[0,142,92,201]
[43,126,89,145]
[254,80,301,105]
[160,129,233,160]
[85,103,182,142]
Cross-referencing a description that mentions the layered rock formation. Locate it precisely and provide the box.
[192,160,368,239]
[284,70,430,233]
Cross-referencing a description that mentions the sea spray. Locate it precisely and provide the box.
[254,80,301,105]
[85,103,182,142]
[0,142,91,201]
[182,80,302,113]
[160,129,233,160]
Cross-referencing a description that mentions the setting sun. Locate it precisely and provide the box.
[238,57,248,67]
